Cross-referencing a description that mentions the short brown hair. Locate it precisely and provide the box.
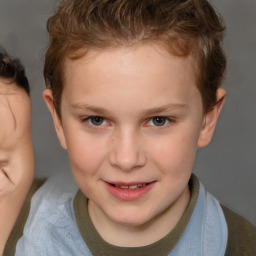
[44,0,226,116]
[0,48,30,95]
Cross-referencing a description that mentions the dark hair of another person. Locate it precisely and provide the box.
[0,49,30,95]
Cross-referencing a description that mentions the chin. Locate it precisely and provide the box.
[107,207,154,227]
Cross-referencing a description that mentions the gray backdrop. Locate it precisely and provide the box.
[0,0,255,225]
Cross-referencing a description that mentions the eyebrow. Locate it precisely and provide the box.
[142,103,188,116]
[71,103,188,116]
[71,104,113,116]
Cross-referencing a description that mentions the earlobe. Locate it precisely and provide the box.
[43,89,67,149]
[197,88,226,148]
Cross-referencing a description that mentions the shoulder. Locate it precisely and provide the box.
[14,172,89,256]
[19,171,78,232]
[3,178,46,256]
[221,204,256,256]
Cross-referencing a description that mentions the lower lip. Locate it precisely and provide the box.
[105,182,155,201]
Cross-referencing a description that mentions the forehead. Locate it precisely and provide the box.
[63,43,197,85]
[62,44,201,112]
[0,79,30,145]
[0,78,23,93]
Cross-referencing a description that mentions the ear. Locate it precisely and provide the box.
[197,88,226,148]
[43,89,67,149]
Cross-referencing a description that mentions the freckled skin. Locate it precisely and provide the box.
[44,43,225,247]
[0,81,34,253]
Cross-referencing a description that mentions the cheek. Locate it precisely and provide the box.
[149,129,199,173]
[65,131,106,176]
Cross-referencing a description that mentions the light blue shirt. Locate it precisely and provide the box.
[15,172,228,256]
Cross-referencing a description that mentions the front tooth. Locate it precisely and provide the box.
[120,185,129,189]
[114,184,146,190]
[129,185,138,190]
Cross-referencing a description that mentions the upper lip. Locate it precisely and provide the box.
[105,181,155,186]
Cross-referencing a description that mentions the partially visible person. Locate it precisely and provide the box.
[0,49,34,255]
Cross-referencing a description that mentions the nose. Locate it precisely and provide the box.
[109,130,146,171]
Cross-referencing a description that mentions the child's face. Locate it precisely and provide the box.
[45,44,224,229]
[0,81,33,200]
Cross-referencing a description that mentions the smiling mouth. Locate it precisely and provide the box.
[109,183,152,190]
[106,181,155,200]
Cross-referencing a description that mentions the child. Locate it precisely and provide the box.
[0,50,34,255]
[16,0,256,255]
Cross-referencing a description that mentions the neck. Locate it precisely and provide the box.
[88,185,190,247]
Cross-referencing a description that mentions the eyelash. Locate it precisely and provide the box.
[81,116,110,128]
[146,117,174,128]
[80,116,175,129]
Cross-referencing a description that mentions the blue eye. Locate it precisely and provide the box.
[83,116,108,126]
[148,117,171,127]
